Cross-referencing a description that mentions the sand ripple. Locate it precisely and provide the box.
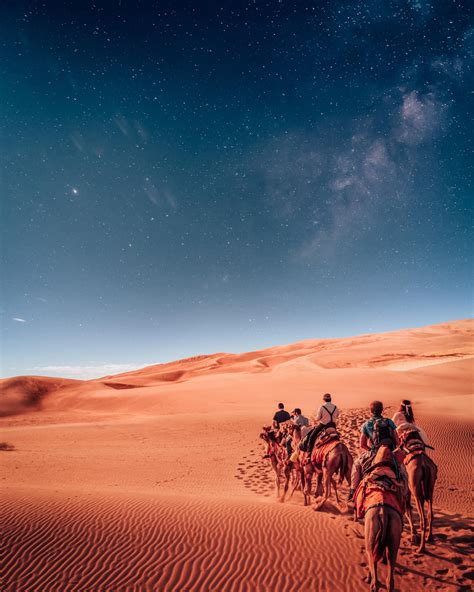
[1,491,367,592]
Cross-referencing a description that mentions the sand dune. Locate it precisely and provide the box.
[3,489,471,592]
[0,375,83,417]
[2,319,472,417]
[1,490,368,592]
[1,319,473,591]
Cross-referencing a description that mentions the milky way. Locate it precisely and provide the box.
[1,1,472,378]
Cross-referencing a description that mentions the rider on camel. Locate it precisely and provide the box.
[291,408,310,435]
[302,393,340,456]
[392,399,429,445]
[349,400,399,501]
[272,402,291,429]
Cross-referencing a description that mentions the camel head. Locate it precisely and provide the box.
[288,423,301,436]
[260,428,277,443]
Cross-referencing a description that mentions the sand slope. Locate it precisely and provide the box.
[1,319,473,591]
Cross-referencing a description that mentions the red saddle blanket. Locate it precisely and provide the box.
[311,437,340,468]
[354,466,406,519]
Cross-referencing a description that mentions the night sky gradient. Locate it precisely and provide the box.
[1,1,472,378]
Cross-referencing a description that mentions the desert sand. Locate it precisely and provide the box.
[1,319,473,591]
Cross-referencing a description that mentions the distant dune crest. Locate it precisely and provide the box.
[1,319,472,418]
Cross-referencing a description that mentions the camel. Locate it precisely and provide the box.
[302,430,353,509]
[365,505,402,592]
[399,431,438,552]
[285,423,306,498]
[275,423,296,502]
[259,427,292,502]
[354,445,406,592]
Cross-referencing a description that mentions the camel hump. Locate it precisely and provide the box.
[372,445,394,466]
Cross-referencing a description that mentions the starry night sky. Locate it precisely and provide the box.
[1,1,472,378]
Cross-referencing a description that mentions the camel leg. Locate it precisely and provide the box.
[280,464,291,503]
[426,497,434,542]
[366,550,378,592]
[314,471,323,498]
[415,496,426,553]
[289,480,298,499]
[290,467,297,489]
[386,552,395,592]
[271,458,280,499]
[345,452,353,486]
[299,465,305,492]
[294,464,302,491]
[405,502,419,545]
[324,470,331,499]
[303,465,313,506]
[289,465,303,499]
[385,512,402,592]
[289,471,299,499]
[332,477,340,504]
[313,470,331,511]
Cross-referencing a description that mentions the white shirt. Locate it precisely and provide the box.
[314,403,339,425]
[393,417,430,445]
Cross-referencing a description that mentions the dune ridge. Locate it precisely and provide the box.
[1,319,472,418]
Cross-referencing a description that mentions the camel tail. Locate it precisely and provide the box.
[421,464,427,502]
[373,506,388,563]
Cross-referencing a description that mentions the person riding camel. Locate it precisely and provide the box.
[349,400,399,501]
[285,408,310,458]
[300,393,339,455]
[272,403,292,457]
[291,408,310,435]
[392,399,429,446]
[272,402,291,429]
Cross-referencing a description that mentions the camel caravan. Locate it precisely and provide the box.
[260,396,438,592]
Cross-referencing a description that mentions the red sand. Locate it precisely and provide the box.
[1,319,473,591]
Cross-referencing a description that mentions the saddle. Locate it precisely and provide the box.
[399,428,427,464]
[400,427,423,446]
[314,427,339,449]
[354,446,407,519]
[311,429,341,468]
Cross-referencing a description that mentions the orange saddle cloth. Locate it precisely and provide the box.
[354,463,406,520]
[312,437,340,468]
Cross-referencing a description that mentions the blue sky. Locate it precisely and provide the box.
[1,1,472,378]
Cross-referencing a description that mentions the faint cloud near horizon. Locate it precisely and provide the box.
[26,363,150,380]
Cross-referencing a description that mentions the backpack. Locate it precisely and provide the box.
[372,417,394,449]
